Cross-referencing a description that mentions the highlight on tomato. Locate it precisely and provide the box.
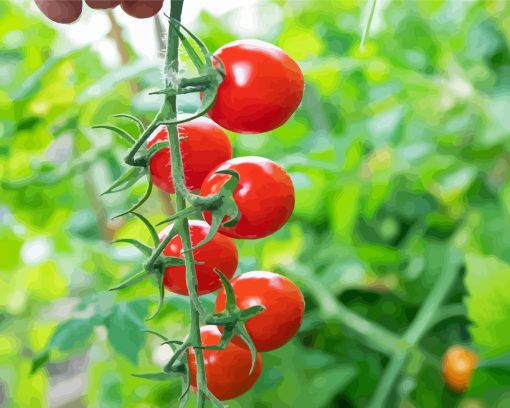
[187,325,263,401]
[207,39,304,134]
[442,345,478,393]
[159,220,238,296]
[147,117,232,193]
[215,271,305,352]
[200,156,295,239]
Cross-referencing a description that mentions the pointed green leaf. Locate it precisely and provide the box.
[146,273,166,321]
[50,319,95,352]
[112,174,153,219]
[114,113,145,133]
[101,167,145,196]
[92,124,136,145]
[31,349,50,374]
[109,270,147,291]
[112,238,152,257]
[105,300,149,364]
[131,212,159,247]
[465,254,510,358]
[236,323,258,375]
[215,268,237,313]
[132,372,171,381]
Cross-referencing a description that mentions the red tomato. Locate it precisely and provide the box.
[207,40,304,134]
[159,220,238,296]
[147,117,232,194]
[442,346,478,393]
[200,157,295,239]
[85,0,121,9]
[121,0,163,18]
[188,325,263,401]
[35,0,82,24]
[215,271,304,352]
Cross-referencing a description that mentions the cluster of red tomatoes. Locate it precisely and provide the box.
[149,40,305,400]
[35,0,164,24]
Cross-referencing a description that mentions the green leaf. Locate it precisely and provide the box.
[50,319,95,352]
[78,60,158,103]
[31,349,50,374]
[12,48,86,101]
[307,366,358,407]
[105,300,149,364]
[465,254,510,358]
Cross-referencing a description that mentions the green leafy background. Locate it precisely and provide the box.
[1,0,510,407]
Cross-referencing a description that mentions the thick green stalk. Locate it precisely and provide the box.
[162,1,208,406]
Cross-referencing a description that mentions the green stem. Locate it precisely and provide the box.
[361,0,378,51]
[368,247,463,407]
[291,267,409,355]
[161,2,208,407]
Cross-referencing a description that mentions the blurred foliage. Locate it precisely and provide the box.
[1,0,510,407]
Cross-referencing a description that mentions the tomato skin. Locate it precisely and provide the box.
[215,271,304,352]
[207,40,304,134]
[188,325,263,401]
[442,346,478,393]
[35,0,82,24]
[159,220,238,296]
[200,157,295,239]
[85,0,121,9]
[147,117,232,194]
[121,0,163,18]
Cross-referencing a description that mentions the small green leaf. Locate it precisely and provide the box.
[92,124,136,145]
[114,113,145,133]
[105,300,149,365]
[109,270,147,291]
[465,254,510,358]
[132,372,171,381]
[112,238,152,257]
[50,319,95,352]
[31,349,50,374]
[131,212,159,247]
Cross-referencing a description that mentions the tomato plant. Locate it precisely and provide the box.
[159,220,238,296]
[215,271,305,352]
[147,117,232,194]
[206,40,304,134]
[188,325,263,401]
[442,346,478,393]
[200,156,295,239]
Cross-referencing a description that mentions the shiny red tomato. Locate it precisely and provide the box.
[200,156,295,239]
[147,117,232,194]
[188,325,263,401]
[159,220,238,296]
[215,271,304,352]
[207,40,304,134]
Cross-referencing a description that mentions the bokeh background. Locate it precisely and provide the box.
[1,0,510,407]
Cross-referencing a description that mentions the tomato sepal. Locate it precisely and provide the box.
[92,124,136,145]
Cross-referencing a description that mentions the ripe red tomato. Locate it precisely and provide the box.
[35,0,83,24]
[215,271,304,352]
[121,0,163,19]
[85,0,121,9]
[207,40,304,134]
[147,117,232,194]
[442,346,478,393]
[159,220,238,296]
[188,325,263,401]
[200,157,295,239]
